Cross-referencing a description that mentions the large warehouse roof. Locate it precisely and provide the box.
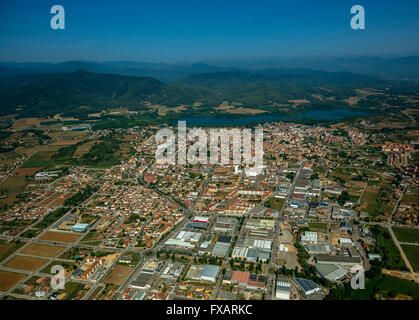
[293,278,321,295]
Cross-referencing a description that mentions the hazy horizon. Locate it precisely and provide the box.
[0,54,418,67]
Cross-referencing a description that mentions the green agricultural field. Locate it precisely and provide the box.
[267,197,285,211]
[0,240,25,262]
[402,190,419,204]
[82,240,102,246]
[41,260,77,275]
[57,281,86,300]
[401,245,419,272]
[0,176,27,194]
[393,227,419,243]
[80,231,101,242]
[308,222,327,230]
[19,229,41,239]
[361,191,378,214]
[370,225,407,271]
[376,275,419,300]
[20,151,56,168]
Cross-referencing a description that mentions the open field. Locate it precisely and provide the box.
[45,131,62,140]
[0,196,19,205]
[308,222,328,230]
[102,265,133,286]
[0,241,25,262]
[21,243,67,258]
[121,134,140,141]
[61,130,88,140]
[80,231,103,242]
[15,167,44,176]
[371,225,407,271]
[401,245,419,272]
[402,190,419,204]
[376,275,419,300]
[39,231,81,243]
[0,270,27,291]
[15,145,43,157]
[50,139,80,146]
[38,192,69,208]
[393,227,419,243]
[268,197,285,210]
[4,255,48,271]
[227,107,267,115]
[73,141,95,158]
[47,195,69,208]
[57,281,86,300]
[0,176,27,194]
[12,118,41,130]
[20,229,41,239]
[20,151,57,168]
[361,190,378,214]
[41,260,77,277]
[88,286,104,300]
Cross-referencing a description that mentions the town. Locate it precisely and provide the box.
[0,115,418,301]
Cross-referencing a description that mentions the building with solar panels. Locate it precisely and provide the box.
[292,278,321,296]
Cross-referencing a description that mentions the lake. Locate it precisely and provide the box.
[176,109,369,126]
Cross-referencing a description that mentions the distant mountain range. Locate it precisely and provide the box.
[211,56,419,80]
[0,59,417,119]
[0,70,204,118]
[0,56,418,82]
[176,69,383,88]
[0,61,238,83]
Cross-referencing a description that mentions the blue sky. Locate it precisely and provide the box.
[0,0,418,62]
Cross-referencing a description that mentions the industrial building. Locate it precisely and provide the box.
[213,218,237,232]
[339,238,353,245]
[315,255,361,266]
[316,264,348,282]
[223,270,265,291]
[246,248,270,262]
[340,221,353,232]
[187,216,210,230]
[245,219,275,231]
[161,263,184,279]
[186,265,220,283]
[367,253,382,261]
[300,231,318,243]
[141,259,164,274]
[72,223,90,232]
[293,278,321,296]
[304,244,331,255]
[131,272,154,289]
[164,231,202,249]
[199,234,213,249]
[275,276,291,300]
[211,235,232,257]
[212,243,230,257]
[201,265,220,282]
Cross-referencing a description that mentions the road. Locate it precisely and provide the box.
[265,160,305,299]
